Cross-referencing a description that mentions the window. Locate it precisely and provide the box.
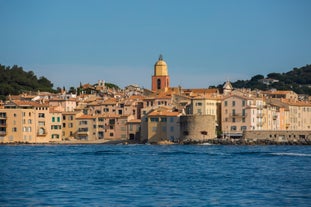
[63,123,66,128]
[232,101,235,107]
[161,118,167,122]
[232,118,236,123]
[109,119,115,125]
[241,126,247,131]
[162,126,166,132]
[242,109,246,116]
[232,109,236,116]
[39,113,45,118]
[196,102,202,106]
[12,127,17,132]
[52,117,55,122]
[150,118,159,122]
[157,79,161,90]
[28,119,32,124]
[242,100,246,107]
[109,132,114,137]
[224,101,227,107]
[170,126,174,132]
[170,117,174,123]
[69,123,73,128]
[79,121,88,125]
[57,117,60,122]
[231,126,237,131]
[152,127,157,132]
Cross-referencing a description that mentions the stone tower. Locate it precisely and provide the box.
[152,55,170,92]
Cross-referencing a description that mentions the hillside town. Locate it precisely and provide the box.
[0,56,311,144]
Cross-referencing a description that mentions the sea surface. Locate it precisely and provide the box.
[0,144,310,207]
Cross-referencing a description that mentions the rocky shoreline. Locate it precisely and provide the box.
[182,138,311,145]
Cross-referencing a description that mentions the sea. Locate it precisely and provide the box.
[0,144,310,207]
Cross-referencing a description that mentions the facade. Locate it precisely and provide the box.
[62,111,81,140]
[0,101,51,143]
[221,95,265,137]
[187,95,222,132]
[142,107,180,143]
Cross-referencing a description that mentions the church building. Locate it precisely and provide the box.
[151,55,170,92]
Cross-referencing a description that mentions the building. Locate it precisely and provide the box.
[221,94,265,138]
[0,101,51,143]
[141,106,180,143]
[152,55,170,92]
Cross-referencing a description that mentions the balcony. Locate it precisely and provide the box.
[0,131,6,136]
[229,113,247,118]
[273,115,278,120]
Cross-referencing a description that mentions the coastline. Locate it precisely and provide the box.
[1,137,310,145]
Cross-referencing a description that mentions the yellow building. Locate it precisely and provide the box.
[0,101,51,143]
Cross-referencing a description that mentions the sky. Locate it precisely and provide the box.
[1,0,311,90]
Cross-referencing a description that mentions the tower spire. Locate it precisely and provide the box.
[159,54,163,60]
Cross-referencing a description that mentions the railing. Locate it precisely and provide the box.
[229,113,247,117]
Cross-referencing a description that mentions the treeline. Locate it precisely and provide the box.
[214,64,311,95]
[0,64,55,101]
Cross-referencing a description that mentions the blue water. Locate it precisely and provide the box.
[0,145,310,207]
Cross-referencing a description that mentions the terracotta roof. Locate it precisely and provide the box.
[127,119,141,123]
[9,100,49,107]
[76,114,94,119]
[281,99,311,106]
[149,110,180,117]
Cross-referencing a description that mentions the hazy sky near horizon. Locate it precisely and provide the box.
[1,0,310,89]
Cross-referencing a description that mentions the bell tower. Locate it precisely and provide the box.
[152,55,170,91]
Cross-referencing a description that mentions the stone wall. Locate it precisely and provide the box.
[243,130,311,144]
[179,115,215,144]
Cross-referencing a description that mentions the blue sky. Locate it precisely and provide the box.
[1,0,310,89]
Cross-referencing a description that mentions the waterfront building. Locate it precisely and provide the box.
[141,106,180,143]
[281,99,311,130]
[76,114,95,140]
[0,101,51,143]
[50,107,62,141]
[62,111,81,140]
[186,94,222,132]
[221,94,265,138]
[127,119,141,141]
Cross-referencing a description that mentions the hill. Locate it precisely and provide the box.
[216,64,311,95]
[0,64,55,101]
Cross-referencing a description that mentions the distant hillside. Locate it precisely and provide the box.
[0,64,55,101]
[216,64,311,95]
